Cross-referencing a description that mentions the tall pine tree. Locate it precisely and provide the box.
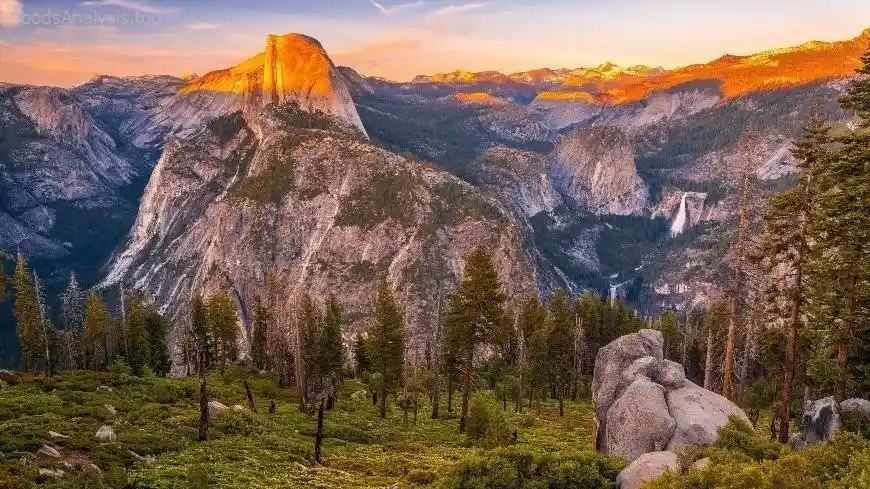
[12,254,41,372]
[83,291,110,371]
[758,108,829,441]
[60,273,85,371]
[546,289,575,417]
[367,278,405,419]
[444,247,506,432]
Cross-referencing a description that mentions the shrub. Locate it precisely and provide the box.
[714,416,782,461]
[438,446,625,489]
[214,410,261,437]
[466,394,493,441]
[409,469,438,486]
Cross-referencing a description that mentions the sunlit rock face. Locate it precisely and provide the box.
[175,33,366,138]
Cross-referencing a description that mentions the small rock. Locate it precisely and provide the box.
[258,369,267,375]
[38,468,65,478]
[350,390,367,401]
[37,444,61,458]
[0,370,20,385]
[208,400,228,418]
[233,404,246,411]
[18,456,28,466]
[96,385,113,393]
[95,425,116,442]
[129,450,155,464]
[105,404,117,414]
[616,451,679,489]
[691,457,711,470]
[87,463,101,473]
[788,433,807,450]
[48,431,69,439]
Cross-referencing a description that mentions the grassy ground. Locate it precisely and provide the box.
[0,368,600,489]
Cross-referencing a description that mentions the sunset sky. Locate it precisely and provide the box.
[1,0,869,87]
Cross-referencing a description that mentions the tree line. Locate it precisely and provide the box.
[2,253,170,378]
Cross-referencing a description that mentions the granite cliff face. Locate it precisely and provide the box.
[549,126,647,216]
[102,35,537,362]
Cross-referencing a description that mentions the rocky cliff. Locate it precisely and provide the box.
[103,35,537,362]
[549,126,648,216]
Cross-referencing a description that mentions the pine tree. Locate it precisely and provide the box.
[656,311,684,362]
[12,254,41,372]
[306,294,345,464]
[32,270,54,376]
[83,291,111,371]
[143,302,170,376]
[60,272,85,371]
[758,108,829,441]
[517,296,547,408]
[207,292,239,367]
[546,289,575,417]
[367,278,405,419]
[805,48,870,400]
[352,333,370,377]
[190,295,210,441]
[250,298,270,371]
[444,247,506,432]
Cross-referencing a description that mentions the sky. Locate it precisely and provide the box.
[0,0,869,87]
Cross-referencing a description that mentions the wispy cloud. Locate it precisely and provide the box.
[186,22,221,30]
[80,0,175,15]
[429,2,488,16]
[0,0,22,27]
[368,0,425,16]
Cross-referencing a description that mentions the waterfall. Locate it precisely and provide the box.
[670,192,688,237]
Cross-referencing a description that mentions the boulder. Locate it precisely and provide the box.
[666,382,749,449]
[788,433,806,450]
[605,377,676,462]
[37,444,61,458]
[38,468,65,478]
[95,385,113,393]
[95,425,116,442]
[208,400,228,418]
[350,390,367,401]
[691,457,711,471]
[801,397,841,444]
[593,329,664,448]
[840,398,870,424]
[0,369,20,385]
[653,360,687,390]
[616,451,679,489]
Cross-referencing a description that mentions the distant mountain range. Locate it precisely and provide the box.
[0,28,867,367]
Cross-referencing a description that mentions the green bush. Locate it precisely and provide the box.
[438,446,625,489]
[409,469,438,485]
[214,410,261,437]
[714,416,782,462]
[466,394,494,441]
[647,433,870,489]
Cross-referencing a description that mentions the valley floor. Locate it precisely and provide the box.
[0,368,599,488]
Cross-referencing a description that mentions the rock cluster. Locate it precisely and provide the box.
[790,396,870,449]
[592,329,749,488]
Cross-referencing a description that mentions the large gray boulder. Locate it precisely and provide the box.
[606,377,676,462]
[789,397,870,449]
[593,330,748,461]
[666,382,749,449]
[592,329,664,449]
[616,451,679,489]
[801,397,841,444]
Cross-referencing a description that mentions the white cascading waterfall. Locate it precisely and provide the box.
[670,192,688,237]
